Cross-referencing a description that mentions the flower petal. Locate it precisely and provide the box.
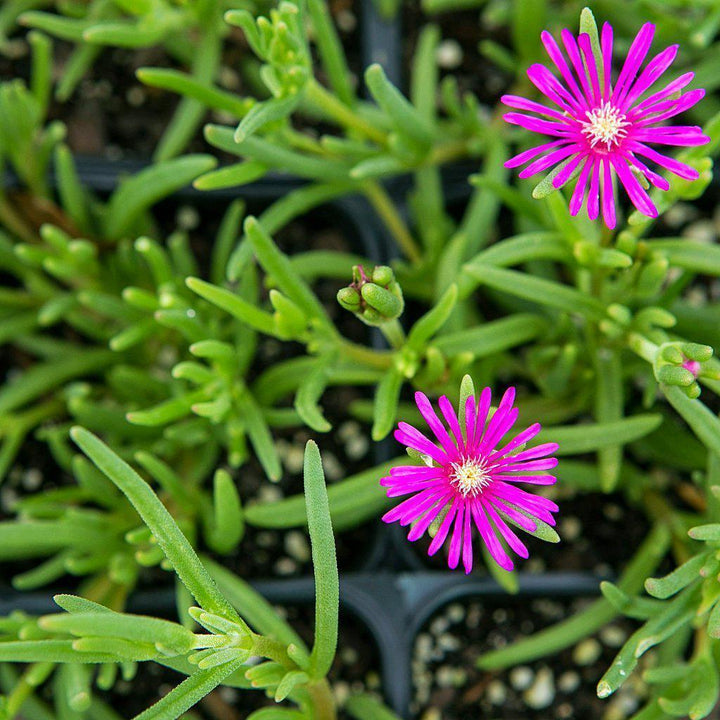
[483,500,529,559]
[428,497,460,556]
[612,23,655,103]
[501,94,569,120]
[407,493,452,541]
[470,500,514,571]
[527,63,585,115]
[415,391,459,459]
[612,155,658,218]
[518,144,581,179]
[503,112,575,137]
[462,503,474,574]
[505,140,569,169]
[447,503,465,569]
[438,395,465,452]
[540,30,588,108]
[627,141,701,179]
[621,44,678,110]
[601,157,616,229]
[569,157,592,215]
[395,422,447,465]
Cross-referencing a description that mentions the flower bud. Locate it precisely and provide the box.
[337,264,404,326]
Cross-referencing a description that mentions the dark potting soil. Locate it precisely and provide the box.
[98,606,384,719]
[401,5,513,107]
[1,1,365,161]
[404,490,650,579]
[411,595,642,720]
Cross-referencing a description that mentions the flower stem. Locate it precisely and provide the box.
[362,181,421,263]
[626,332,659,365]
[306,679,337,720]
[0,195,36,243]
[4,662,54,720]
[380,319,405,348]
[338,338,393,370]
[305,80,386,145]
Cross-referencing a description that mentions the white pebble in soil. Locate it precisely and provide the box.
[600,624,627,648]
[21,468,43,492]
[437,633,461,653]
[420,709,441,720]
[321,451,343,481]
[509,665,534,691]
[430,616,449,636]
[446,603,465,624]
[365,671,381,690]
[683,219,716,244]
[273,557,298,576]
[335,9,356,32]
[486,679,507,705]
[603,503,623,521]
[284,531,311,563]
[435,39,463,69]
[257,486,282,504]
[557,670,581,694]
[333,681,350,706]
[415,633,433,661]
[125,86,146,107]
[219,66,241,90]
[339,421,369,459]
[573,637,602,666]
[466,604,482,628]
[175,206,200,231]
[522,666,555,710]
[282,442,305,475]
[559,515,582,542]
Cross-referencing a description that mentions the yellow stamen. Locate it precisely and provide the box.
[450,458,491,497]
[581,102,630,151]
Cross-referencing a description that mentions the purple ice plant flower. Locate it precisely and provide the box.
[381,387,559,574]
[502,21,710,228]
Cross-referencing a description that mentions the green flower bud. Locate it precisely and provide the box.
[660,345,684,364]
[337,287,361,310]
[337,264,404,326]
[372,265,394,286]
[360,283,403,319]
[656,365,695,387]
[681,342,713,363]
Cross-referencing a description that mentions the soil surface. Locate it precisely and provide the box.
[411,594,644,720]
[1,0,364,161]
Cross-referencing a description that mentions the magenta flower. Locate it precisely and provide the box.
[381,387,559,574]
[502,21,710,228]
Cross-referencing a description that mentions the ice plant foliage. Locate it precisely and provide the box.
[381,387,559,573]
[502,17,710,227]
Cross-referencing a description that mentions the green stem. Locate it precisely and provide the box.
[427,138,472,166]
[251,635,294,670]
[306,679,337,720]
[380,319,405,349]
[5,662,54,720]
[476,523,671,670]
[338,339,393,370]
[305,80,387,145]
[0,196,36,243]
[362,182,421,263]
[643,489,695,566]
[626,332,659,365]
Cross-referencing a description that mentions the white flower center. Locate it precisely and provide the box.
[581,102,630,151]
[450,457,491,497]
